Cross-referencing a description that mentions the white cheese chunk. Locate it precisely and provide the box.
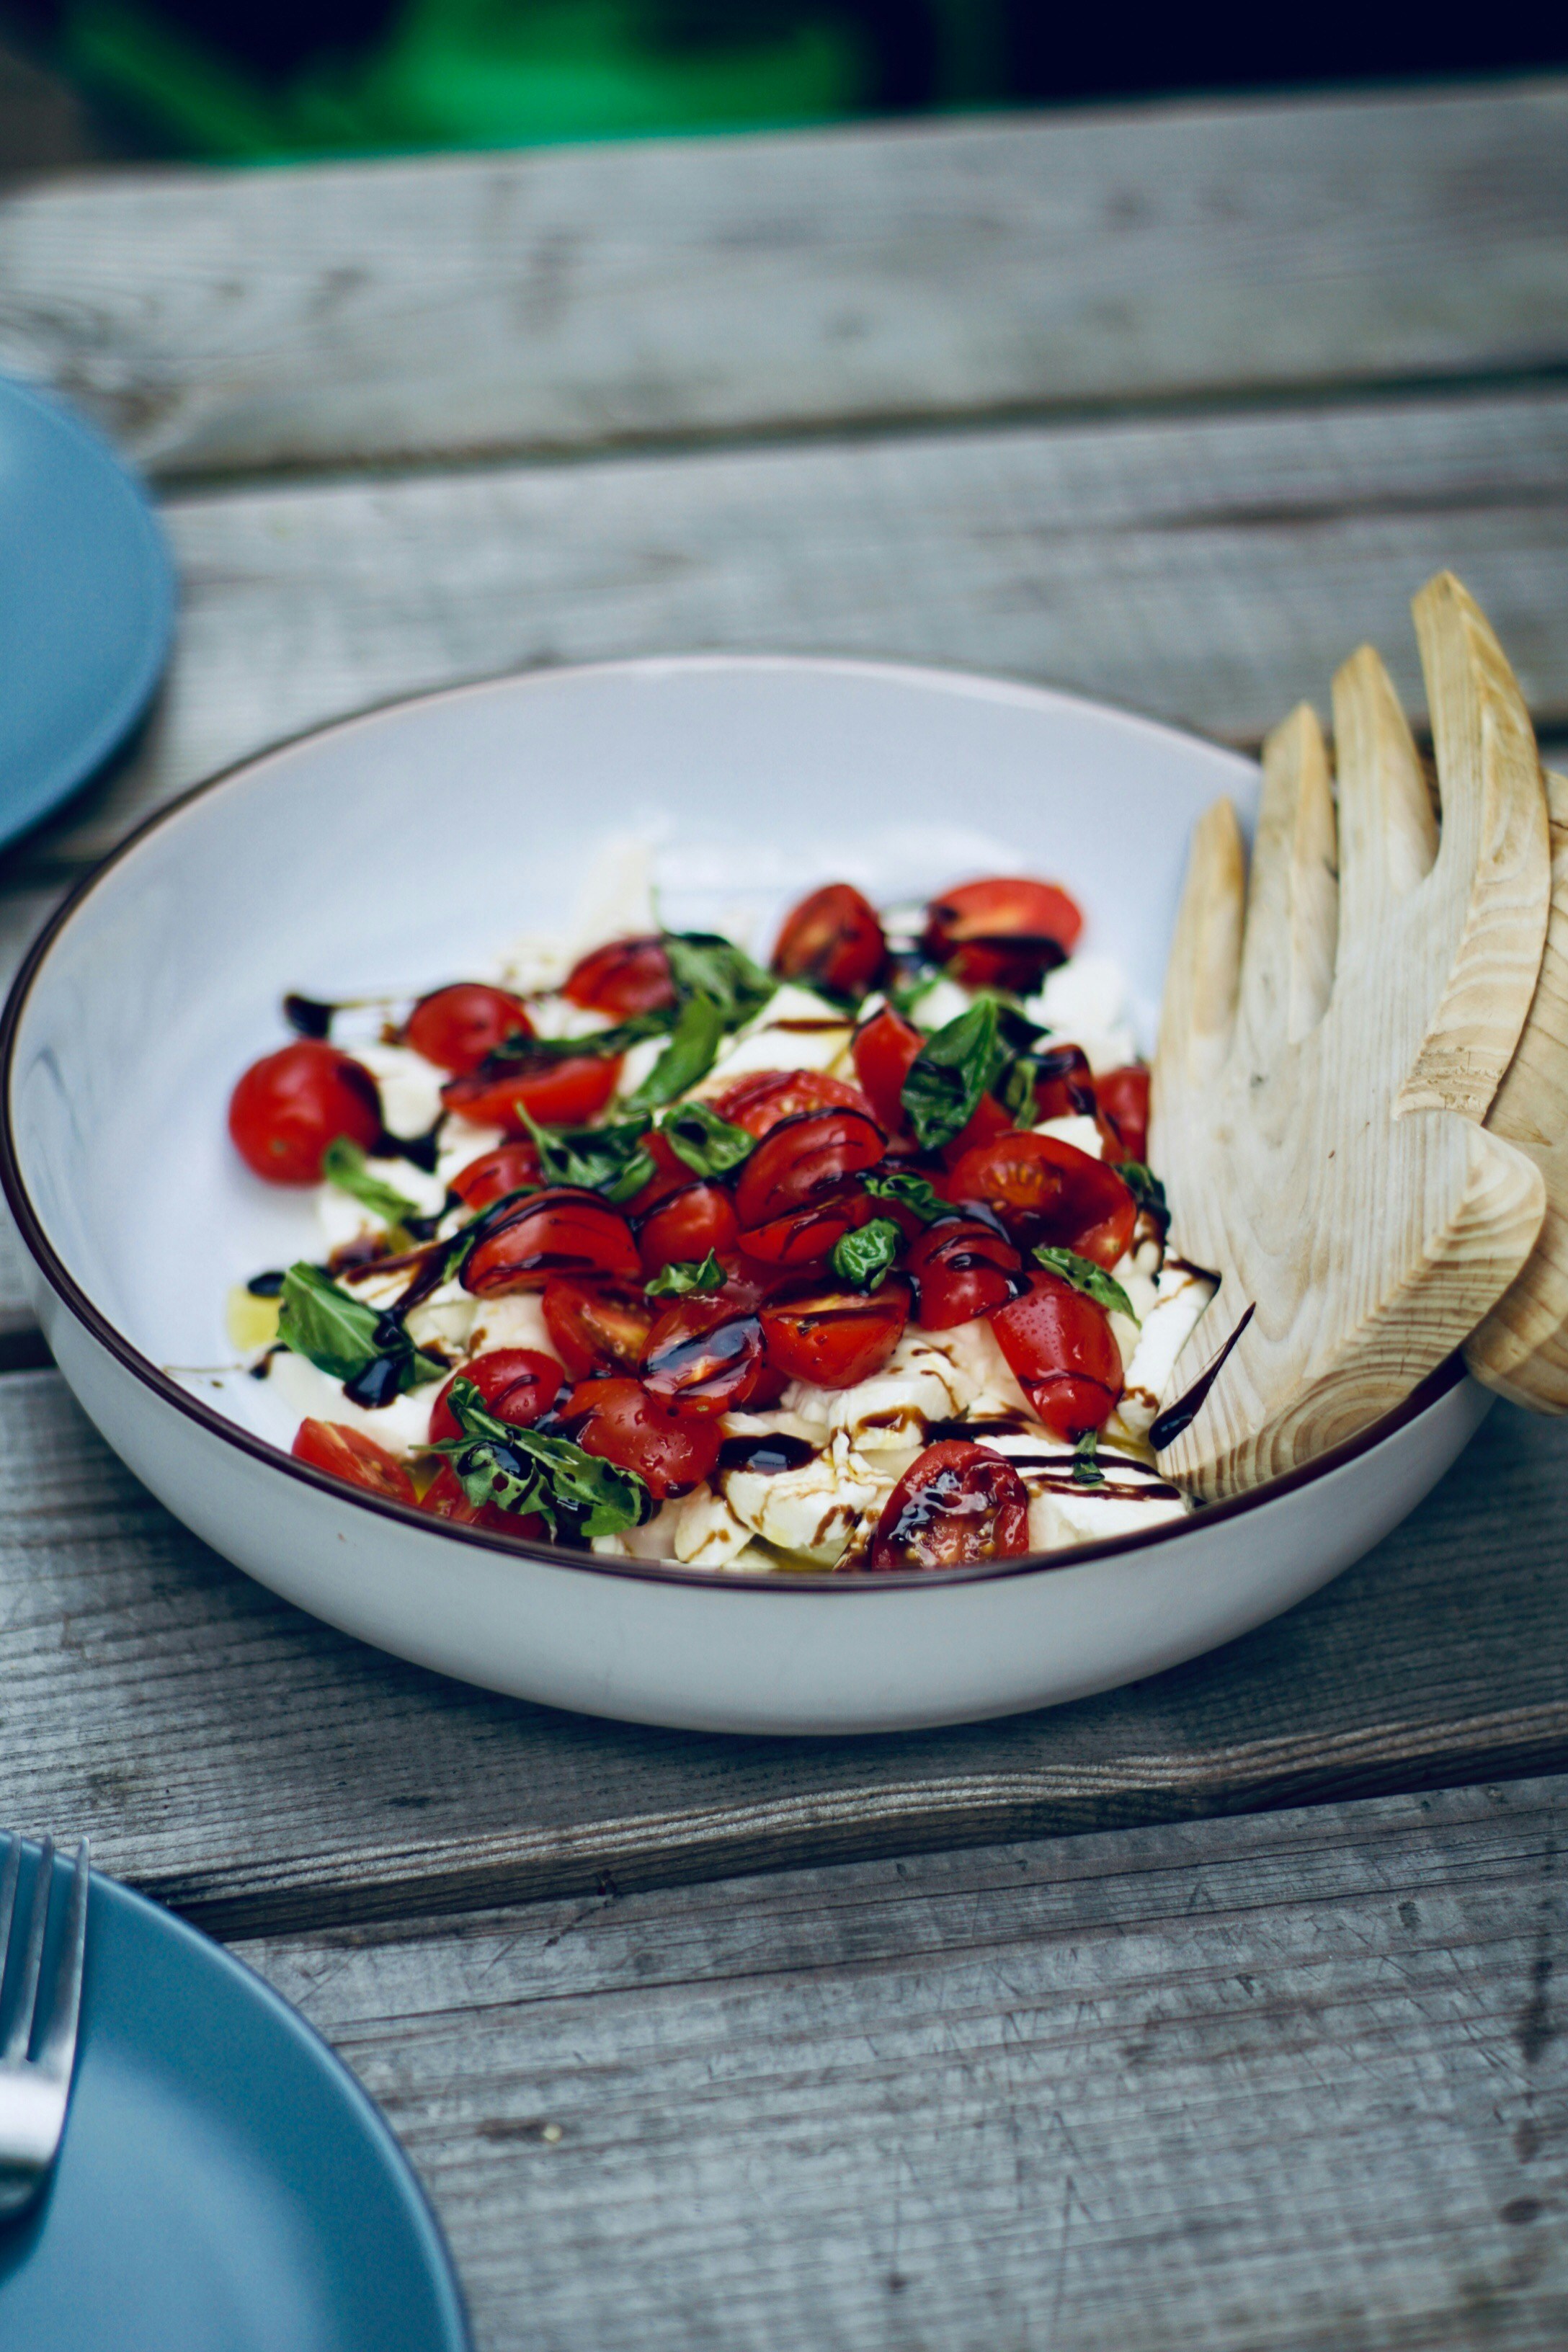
[266,1348,440,1458]
[1032,1113,1103,1160]
[614,1035,668,1100]
[463,1291,562,1363]
[435,1119,506,1185]
[698,984,852,1087]
[721,1430,889,1565]
[905,976,974,1032]
[672,1487,754,1567]
[1026,1478,1187,1551]
[352,1041,446,1139]
[1115,1259,1218,1438]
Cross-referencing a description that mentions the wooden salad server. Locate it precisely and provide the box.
[1149,571,1551,1501]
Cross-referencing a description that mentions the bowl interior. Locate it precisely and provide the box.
[7,657,1260,1453]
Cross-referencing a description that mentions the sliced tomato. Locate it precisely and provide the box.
[441,1053,623,1135]
[428,1348,562,1443]
[448,1140,542,1210]
[563,1376,722,1497]
[990,1270,1122,1439]
[618,1128,697,1216]
[541,1278,656,1380]
[908,1219,1026,1329]
[732,1108,884,1228]
[229,1041,382,1185]
[1030,1043,1097,1125]
[851,1003,925,1136]
[641,1298,767,1415]
[868,1440,1030,1570]
[945,1130,1136,1268]
[737,1187,876,1269]
[922,876,1083,992]
[636,1181,739,1278]
[938,1090,1015,1170]
[417,1459,547,1539]
[404,984,533,1075]
[561,935,676,1017]
[461,1188,639,1293]
[1097,1064,1151,1162]
[292,1418,416,1503]
[771,883,886,997]
[705,1068,877,1141]
[760,1279,909,1389]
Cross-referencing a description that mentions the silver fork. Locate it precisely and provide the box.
[0,1836,89,2219]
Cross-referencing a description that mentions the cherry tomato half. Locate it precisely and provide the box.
[1097,1064,1151,1163]
[461,1188,639,1293]
[760,1279,909,1389]
[441,1051,623,1135]
[636,1181,739,1279]
[737,1188,876,1269]
[851,1003,925,1136]
[705,1068,877,1141]
[908,1219,1026,1329]
[642,1299,767,1415]
[428,1348,562,1444]
[404,984,533,1075]
[562,1377,721,1498]
[868,1440,1030,1570]
[562,935,677,1018]
[945,1131,1136,1269]
[772,883,886,997]
[229,1040,382,1185]
[1031,1043,1097,1126]
[922,876,1084,993]
[292,1418,415,1503]
[938,1090,1015,1170]
[990,1270,1122,1440]
[449,1141,543,1210]
[542,1278,656,1381]
[732,1108,885,1229]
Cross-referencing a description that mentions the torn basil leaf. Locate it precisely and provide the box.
[520,1112,656,1203]
[277,1262,445,1391]
[829,1218,903,1291]
[1033,1245,1138,1324]
[645,1250,726,1298]
[661,1098,757,1177]
[620,989,725,1114]
[1118,1161,1169,1229]
[483,1008,674,1064]
[435,1377,651,1540]
[1072,1429,1106,1488]
[862,1166,949,1226]
[999,1055,1038,1125]
[322,1136,422,1228]
[900,996,1004,1151]
[662,932,776,1028]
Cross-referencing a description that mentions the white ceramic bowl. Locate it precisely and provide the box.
[0,658,1489,1734]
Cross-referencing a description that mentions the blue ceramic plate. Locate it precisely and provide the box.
[0,1843,469,2351]
[0,375,174,850]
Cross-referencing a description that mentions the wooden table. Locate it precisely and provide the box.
[3,79,1567,2348]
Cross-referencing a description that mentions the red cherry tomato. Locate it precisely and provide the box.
[404,984,533,1075]
[1097,1064,1151,1162]
[562,1377,721,1498]
[291,1418,416,1503]
[417,1459,547,1539]
[615,1128,694,1216]
[562,935,677,1017]
[945,1131,1136,1269]
[1031,1043,1097,1125]
[851,1003,925,1135]
[441,1053,623,1136]
[738,1188,877,1269]
[922,876,1084,992]
[229,1041,382,1185]
[990,1270,1122,1439]
[938,1090,1015,1170]
[705,1068,877,1141]
[428,1348,562,1444]
[636,1182,739,1278]
[461,1188,639,1293]
[642,1299,767,1416]
[760,1279,909,1389]
[448,1141,542,1210]
[771,883,886,997]
[541,1278,656,1381]
[908,1219,1026,1329]
[732,1109,885,1229]
[868,1440,1030,1570]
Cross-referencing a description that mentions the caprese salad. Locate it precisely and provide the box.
[223,863,1214,1572]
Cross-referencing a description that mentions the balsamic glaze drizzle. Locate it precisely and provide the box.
[1149,1302,1255,1451]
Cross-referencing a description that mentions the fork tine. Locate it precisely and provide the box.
[1332,644,1437,948]
[0,1835,19,1971]
[35,1841,89,2083]
[1,1836,53,2064]
[1237,703,1338,1056]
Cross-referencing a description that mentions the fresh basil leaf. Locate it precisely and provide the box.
[829,1218,903,1291]
[277,1262,446,1390]
[1119,1161,1169,1228]
[322,1136,422,1227]
[483,1008,674,1065]
[661,1098,757,1177]
[900,997,1004,1151]
[435,1377,651,1539]
[862,1166,949,1226]
[662,932,776,1028]
[1072,1429,1106,1488]
[645,1250,725,1299]
[620,990,725,1114]
[1033,1245,1138,1324]
[520,1111,656,1203]
[999,1055,1038,1125]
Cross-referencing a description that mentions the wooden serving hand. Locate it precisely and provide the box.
[1151,572,1550,1500]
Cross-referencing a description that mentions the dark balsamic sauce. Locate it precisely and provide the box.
[344,1355,406,1410]
[1149,1302,1255,1451]
[283,993,337,1038]
[378,1115,446,1176]
[717,1433,817,1476]
[246,1269,285,1298]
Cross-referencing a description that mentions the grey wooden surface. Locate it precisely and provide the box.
[2,80,1567,2346]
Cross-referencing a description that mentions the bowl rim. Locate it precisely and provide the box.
[0,652,1469,1597]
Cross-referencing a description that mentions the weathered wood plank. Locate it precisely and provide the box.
[2,85,1566,476]
[1,1366,1565,1936]
[9,384,1568,876]
[239,1777,1568,2352]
